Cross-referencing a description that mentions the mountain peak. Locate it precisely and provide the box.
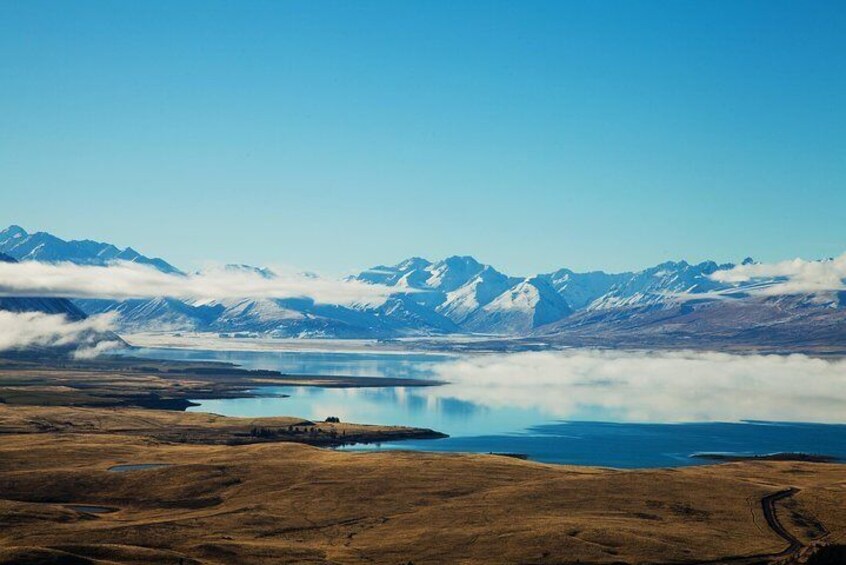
[426,256,486,292]
[653,259,689,271]
[0,225,27,237]
[461,274,572,334]
[439,255,482,268]
[394,257,432,271]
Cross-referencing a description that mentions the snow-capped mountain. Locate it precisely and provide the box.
[356,257,433,288]
[355,255,493,293]
[423,256,487,292]
[584,260,736,312]
[0,225,180,273]
[373,295,461,334]
[352,256,570,334]
[436,266,518,324]
[350,256,741,335]
[77,297,224,332]
[543,268,629,310]
[78,281,459,339]
[3,225,843,347]
[462,276,573,334]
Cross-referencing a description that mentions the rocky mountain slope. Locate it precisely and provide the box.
[535,291,846,349]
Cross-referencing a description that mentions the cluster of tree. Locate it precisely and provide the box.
[249,425,346,440]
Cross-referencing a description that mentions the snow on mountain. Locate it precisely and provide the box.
[353,256,576,332]
[436,266,518,324]
[463,276,573,334]
[585,260,736,311]
[355,257,432,287]
[423,256,485,292]
[543,269,629,310]
[202,297,301,331]
[7,225,840,344]
[77,297,223,332]
[355,255,487,292]
[78,286,459,339]
[202,294,457,338]
[374,295,462,334]
[0,225,181,273]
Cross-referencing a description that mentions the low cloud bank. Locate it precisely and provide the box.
[711,253,846,295]
[0,311,122,359]
[431,350,846,423]
[0,261,392,306]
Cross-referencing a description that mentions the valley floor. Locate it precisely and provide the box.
[0,356,844,564]
[0,405,844,565]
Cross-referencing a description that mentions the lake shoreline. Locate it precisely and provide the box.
[1,424,844,565]
[0,353,446,413]
[124,331,846,358]
[691,452,842,463]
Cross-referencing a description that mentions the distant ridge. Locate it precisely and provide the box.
[0,225,181,274]
[2,225,844,348]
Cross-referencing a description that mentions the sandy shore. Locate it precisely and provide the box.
[0,355,442,412]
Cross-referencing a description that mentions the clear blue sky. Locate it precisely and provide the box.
[1,1,844,275]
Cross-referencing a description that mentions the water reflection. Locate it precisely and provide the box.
[133,347,447,380]
[149,348,846,428]
[132,347,846,467]
[426,350,846,424]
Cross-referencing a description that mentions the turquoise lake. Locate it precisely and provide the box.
[131,346,846,468]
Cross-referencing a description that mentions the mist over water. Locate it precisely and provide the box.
[133,347,846,467]
[427,350,846,424]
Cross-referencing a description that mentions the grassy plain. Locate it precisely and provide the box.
[0,357,843,564]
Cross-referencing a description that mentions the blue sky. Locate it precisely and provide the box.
[1,1,844,275]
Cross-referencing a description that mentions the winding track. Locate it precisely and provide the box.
[760,488,803,559]
[657,487,809,565]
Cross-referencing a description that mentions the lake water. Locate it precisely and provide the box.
[108,464,173,473]
[132,346,846,468]
[64,504,117,514]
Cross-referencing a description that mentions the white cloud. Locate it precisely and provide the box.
[430,350,846,423]
[0,261,393,306]
[710,253,846,295]
[0,311,121,356]
[72,340,123,359]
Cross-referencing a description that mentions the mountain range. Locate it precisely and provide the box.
[1,224,844,349]
[0,225,180,273]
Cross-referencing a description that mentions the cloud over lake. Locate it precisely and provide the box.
[431,350,846,423]
[0,311,121,359]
